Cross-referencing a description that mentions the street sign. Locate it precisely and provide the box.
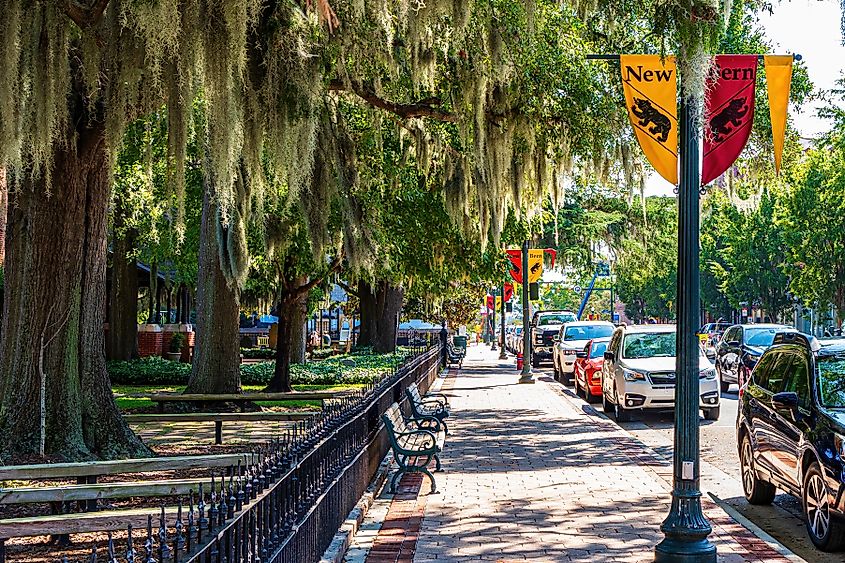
[613,313,620,322]
[573,285,582,294]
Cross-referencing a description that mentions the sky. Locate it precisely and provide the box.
[645,0,845,196]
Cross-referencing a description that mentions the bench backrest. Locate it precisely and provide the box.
[407,383,423,404]
[382,403,409,435]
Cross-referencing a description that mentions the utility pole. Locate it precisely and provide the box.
[519,240,534,384]
[499,282,507,360]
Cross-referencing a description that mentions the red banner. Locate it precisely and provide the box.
[701,55,757,185]
[504,283,514,302]
[506,250,523,284]
[486,295,495,313]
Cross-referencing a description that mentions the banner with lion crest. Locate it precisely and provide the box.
[620,55,678,185]
[701,55,758,185]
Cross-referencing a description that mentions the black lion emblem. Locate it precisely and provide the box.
[631,98,671,143]
[709,98,748,142]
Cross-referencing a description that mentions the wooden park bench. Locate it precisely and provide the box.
[146,391,353,413]
[125,411,319,445]
[405,383,450,434]
[0,453,248,541]
[382,403,445,494]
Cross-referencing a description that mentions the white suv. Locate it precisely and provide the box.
[600,324,720,422]
[552,321,615,384]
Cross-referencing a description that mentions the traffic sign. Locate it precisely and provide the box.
[573,285,582,294]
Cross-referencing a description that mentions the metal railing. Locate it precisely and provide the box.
[53,344,441,563]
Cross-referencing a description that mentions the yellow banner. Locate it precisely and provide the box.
[764,55,793,175]
[527,249,544,283]
[620,55,678,185]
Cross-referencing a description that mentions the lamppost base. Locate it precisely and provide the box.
[499,351,507,360]
[518,374,535,384]
[654,538,716,563]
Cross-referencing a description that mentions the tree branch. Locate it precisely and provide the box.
[61,0,110,28]
[329,80,458,123]
[336,279,359,298]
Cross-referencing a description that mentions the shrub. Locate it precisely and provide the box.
[169,332,186,353]
[240,348,276,359]
[108,356,191,385]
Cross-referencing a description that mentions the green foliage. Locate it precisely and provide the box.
[108,357,192,386]
[240,348,276,359]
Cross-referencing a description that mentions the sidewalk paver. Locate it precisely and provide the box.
[355,345,797,562]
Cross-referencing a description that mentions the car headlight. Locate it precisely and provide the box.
[622,368,646,382]
[563,349,576,355]
[699,368,717,380]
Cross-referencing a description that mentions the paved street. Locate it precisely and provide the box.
[347,346,798,562]
[545,369,835,562]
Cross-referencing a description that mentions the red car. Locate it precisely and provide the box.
[573,337,611,403]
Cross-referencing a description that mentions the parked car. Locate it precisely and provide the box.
[552,321,615,384]
[573,337,611,403]
[601,324,720,422]
[530,310,577,367]
[715,324,795,393]
[737,332,845,551]
[698,322,732,359]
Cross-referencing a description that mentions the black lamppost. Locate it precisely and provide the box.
[519,240,534,384]
[654,96,716,563]
[499,282,507,360]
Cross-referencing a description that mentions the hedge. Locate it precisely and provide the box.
[108,350,406,386]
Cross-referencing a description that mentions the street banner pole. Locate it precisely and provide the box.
[519,240,534,383]
[500,282,508,360]
[491,289,497,351]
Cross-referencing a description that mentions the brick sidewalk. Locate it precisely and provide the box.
[355,345,797,563]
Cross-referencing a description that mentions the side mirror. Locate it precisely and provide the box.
[604,351,615,362]
[553,336,560,342]
[772,391,799,412]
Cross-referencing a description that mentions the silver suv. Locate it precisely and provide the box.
[600,324,720,422]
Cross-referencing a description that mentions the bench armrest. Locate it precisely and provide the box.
[421,394,449,406]
[393,429,439,454]
[406,415,443,433]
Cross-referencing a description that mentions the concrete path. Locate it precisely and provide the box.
[349,345,801,563]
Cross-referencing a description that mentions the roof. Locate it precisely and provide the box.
[563,321,614,327]
[734,323,793,330]
[621,324,676,334]
[817,340,845,358]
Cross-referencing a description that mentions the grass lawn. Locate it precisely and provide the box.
[114,383,364,411]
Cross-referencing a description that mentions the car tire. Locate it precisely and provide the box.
[585,383,599,404]
[613,387,632,422]
[703,406,720,421]
[601,386,613,413]
[803,461,845,551]
[740,435,776,505]
[532,355,540,368]
[561,370,572,386]
[552,358,560,381]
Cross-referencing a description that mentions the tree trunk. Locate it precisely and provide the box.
[184,190,242,395]
[107,202,139,361]
[266,282,308,392]
[357,281,378,347]
[372,283,403,353]
[0,121,149,461]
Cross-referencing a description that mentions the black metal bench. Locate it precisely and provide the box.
[382,403,445,494]
[405,382,450,434]
[446,342,464,368]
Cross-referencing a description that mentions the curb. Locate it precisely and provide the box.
[708,492,807,563]
[319,458,391,563]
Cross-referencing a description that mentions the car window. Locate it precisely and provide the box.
[765,352,792,394]
[564,324,614,341]
[590,341,608,359]
[752,352,777,389]
[722,327,739,344]
[745,327,786,347]
[622,332,676,359]
[817,356,845,408]
[538,313,576,326]
[783,353,811,408]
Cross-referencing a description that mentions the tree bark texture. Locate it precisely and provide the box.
[0,121,149,461]
[107,201,138,361]
[185,190,242,395]
[357,281,403,353]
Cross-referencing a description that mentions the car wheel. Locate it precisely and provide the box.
[585,382,599,404]
[803,462,845,551]
[601,385,613,413]
[703,406,720,421]
[552,358,560,380]
[740,435,776,505]
[532,355,540,368]
[561,369,572,386]
[613,387,632,422]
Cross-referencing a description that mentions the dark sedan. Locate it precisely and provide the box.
[715,324,794,392]
[737,332,845,551]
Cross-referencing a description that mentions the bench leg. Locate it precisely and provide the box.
[215,420,223,445]
[434,454,442,472]
[441,419,449,435]
[420,466,437,494]
[389,467,405,494]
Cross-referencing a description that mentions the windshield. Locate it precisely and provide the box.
[590,341,608,359]
[818,357,845,408]
[622,332,676,359]
[745,328,783,347]
[538,313,576,326]
[564,325,614,341]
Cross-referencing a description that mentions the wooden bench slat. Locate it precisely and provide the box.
[0,453,248,481]
[0,478,207,504]
[0,506,180,537]
[125,412,318,423]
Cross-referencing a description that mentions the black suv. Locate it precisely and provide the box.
[715,324,794,392]
[737,332,845,551]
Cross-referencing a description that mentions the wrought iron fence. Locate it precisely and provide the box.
[55,343,441,563]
